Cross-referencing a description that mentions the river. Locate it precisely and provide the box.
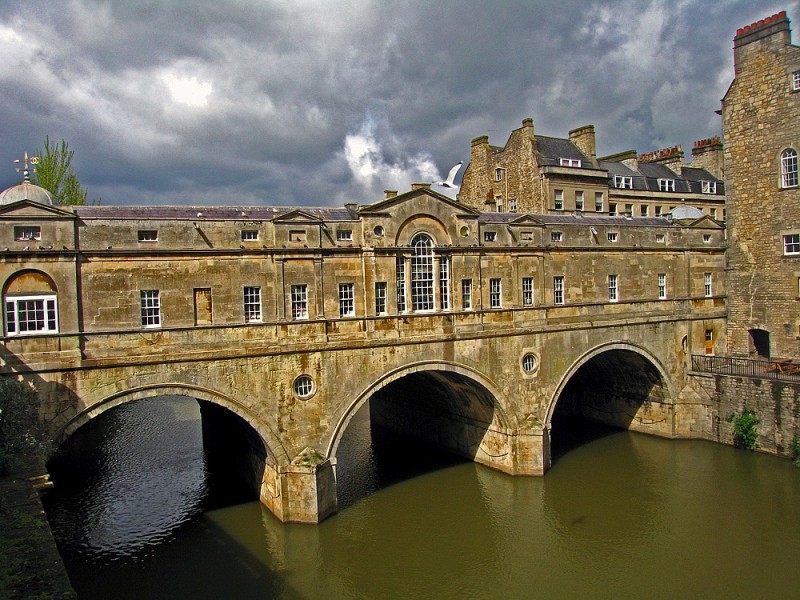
[44,395,800,599]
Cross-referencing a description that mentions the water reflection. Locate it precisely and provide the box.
[45,395,800,599]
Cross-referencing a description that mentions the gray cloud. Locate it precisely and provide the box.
[0,0,789,206]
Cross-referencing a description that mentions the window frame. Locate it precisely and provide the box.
[560,158,581,168]
[14,226,41,242]
[607,232,618,243]
[701,181,717,194]
[575,190,584,211]
[484,231,497,242]
[396,256,407,313]
[781,149,798,188]
[244,286,262,322]
[551,231,563,242]
[439,256,450,310]
[594,192,604,212]
[338,282,355,317]
[489,278,502,309]
[658,178,676,192]
[140,290,161,328]
[554,189,564,211]
[137,230,158,243]
[608,274,618,303]
[336,229,353,242]
[291,284,309,320]
[658,273,667,300]
[5,294,58,336]
[553,276,564,305]
[792,70,800,92]
[241,230,259,242]
[614,175,633,189]
[410,234,435,312]
[375,282,387,315]
[784,233,800,255]
[461,279,472,310]
[704,272,713,297]
[522,277,534,307]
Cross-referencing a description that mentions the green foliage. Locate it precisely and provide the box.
[731,407,760,450]
[34,136,89,206]
[0,377,47,475]
[791,436,800,468]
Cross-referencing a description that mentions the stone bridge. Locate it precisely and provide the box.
[4,301,723,523]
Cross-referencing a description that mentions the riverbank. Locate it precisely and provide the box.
[0,456,76,599]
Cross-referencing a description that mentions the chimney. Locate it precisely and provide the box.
[639,144,684,175]
[384,190,398,200]
[599,149,638,171]
[569,124,596,159]
[522,117,534,135]
[411,182,431,191]
[691,137,724,179]
[734,11,791,72]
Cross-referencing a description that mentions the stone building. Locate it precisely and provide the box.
[723,10,800,359]
[457,120,725,221]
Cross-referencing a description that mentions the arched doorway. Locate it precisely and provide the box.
[547,346,672,464]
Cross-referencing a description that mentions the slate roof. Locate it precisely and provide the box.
[478,212,679,227]
[598,159,724,195]
[535,136,600,169]
[74,205,358,221]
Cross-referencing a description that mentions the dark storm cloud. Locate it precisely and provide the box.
[0,0,789,206]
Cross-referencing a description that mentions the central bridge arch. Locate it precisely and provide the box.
[328,361,515,476]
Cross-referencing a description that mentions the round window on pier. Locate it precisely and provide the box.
[460,226,470,237]
[522,353,539,375]
[374,225,385,238]
[293,374,315,399]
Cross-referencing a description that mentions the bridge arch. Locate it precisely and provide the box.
[54,382,290,466]
[546,342,675,437]
[327,360,513,472]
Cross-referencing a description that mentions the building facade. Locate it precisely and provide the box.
[723,10,800,359]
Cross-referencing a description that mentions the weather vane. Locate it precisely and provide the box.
[13,151,39,182]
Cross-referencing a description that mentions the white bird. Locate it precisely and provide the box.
[436,161,463,188]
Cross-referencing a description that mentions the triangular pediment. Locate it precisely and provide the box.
[360,187,480,217]
[0,200,75,219]
[508,214,545,226]
[272,209,323,225]
[686,215,724,228]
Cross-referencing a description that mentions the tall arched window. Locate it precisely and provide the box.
[410,233,434,311]
[4,271,59,336]
[782,148,798,188]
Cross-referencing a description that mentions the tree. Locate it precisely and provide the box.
[35,136,89,206]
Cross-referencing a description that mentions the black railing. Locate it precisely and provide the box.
[691,354,800,382]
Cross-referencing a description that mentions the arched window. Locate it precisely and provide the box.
[410,234,434,311]
[4,271,59,336]
[782,149,798,188]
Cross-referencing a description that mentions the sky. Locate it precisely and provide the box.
[0,0,792,207]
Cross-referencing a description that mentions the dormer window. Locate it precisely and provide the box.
[336,229,353,242]
[560,158,581,167]
[701,181,717,194]
[14,226,40,241]
[658,178,675,192]
[793,70,800,92]
[138,230,158,242]
[614,175,633,189]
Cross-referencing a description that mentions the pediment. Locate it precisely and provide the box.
[360,188,480,218]
[686,215,724,228]
[272,209,323,225]
[508,214,545,226]
[0,200,75,219]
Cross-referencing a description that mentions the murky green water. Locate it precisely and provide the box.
[45,396,800,599]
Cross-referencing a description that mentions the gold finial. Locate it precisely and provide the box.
[13,151,40,182]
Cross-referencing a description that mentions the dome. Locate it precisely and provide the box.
[0,180,56,206]
[669,205,704,221]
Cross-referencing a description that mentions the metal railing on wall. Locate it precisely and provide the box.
[691,354,800,382]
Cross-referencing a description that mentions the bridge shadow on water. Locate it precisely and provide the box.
[334,405,468,512]
[549,414,625,466]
